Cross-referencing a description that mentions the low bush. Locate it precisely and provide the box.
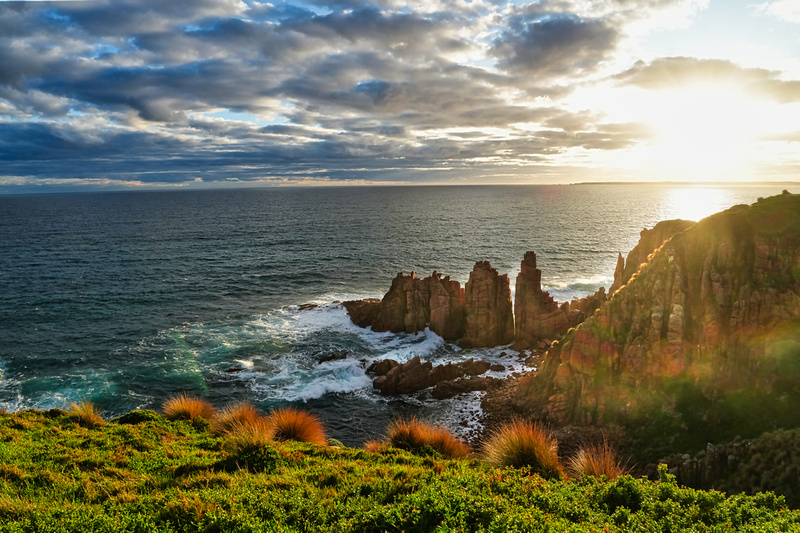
[482,419,563,479]
[268,407,328,445]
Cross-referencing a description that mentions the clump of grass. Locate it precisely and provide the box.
[482,420,563,479]
[567,442,628,481]
[386,418,429,451]
[67,401,104,428]
[363,440,388,453]
[162,394,216,423]
[222,417,275,455]
[211,402,261,436]
[385,418,470,458]
[268,407,327,445]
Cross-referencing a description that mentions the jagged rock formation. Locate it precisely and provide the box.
[516,193,800,436]
[369,355,491,395]
[342,271,466,340]
[461,261,514,348]
[514,251,569,346]
[513,251,607,349]
[609,219,695,294]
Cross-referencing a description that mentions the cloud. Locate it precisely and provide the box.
[616,57,800,103]
[492,11,619,79]
[752,1,800,23]
[0,0,795,191]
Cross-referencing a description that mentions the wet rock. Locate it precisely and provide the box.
[318,352,347,364]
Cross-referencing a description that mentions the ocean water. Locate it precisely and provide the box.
[0,183,788,444]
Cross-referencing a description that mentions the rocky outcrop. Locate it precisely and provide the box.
[516,193,800,436]
[370,356,491,395]
[342,271,466,340]
[461,261,514,348]
[608,219,695,294]
[513,251,607,349]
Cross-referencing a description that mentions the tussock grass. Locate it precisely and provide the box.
[268,407,328,445]
[386,418,429,451]
[211,402,261,436]
[385,418,470,458]
[482,420,563,479]
[222,417,275,455]
[67,400,104,428]
[363,440,387,453]
[567,442,628,481]
[162,394,216,423]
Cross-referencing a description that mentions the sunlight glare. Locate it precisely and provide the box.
[647,85,765,180]
[661,187,736,222]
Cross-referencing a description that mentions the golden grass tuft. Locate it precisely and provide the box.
[67,400,105,428]
[386,417,429,451]
[482,420,563,479]
[222,417,275,455]
[363,440,388,453]
[424,426,470,458]
[385,418,470,458]
[567,442,628,481]
[162,393,216,422]
[268,407,328,445]
[211,402,261,436]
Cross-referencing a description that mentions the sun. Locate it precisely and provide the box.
[645,84,765,181]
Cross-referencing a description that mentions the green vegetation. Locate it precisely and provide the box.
[0,409,798,532]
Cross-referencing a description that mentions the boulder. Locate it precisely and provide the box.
[370,356,493,396]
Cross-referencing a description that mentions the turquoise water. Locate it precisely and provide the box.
[0,184,787,444]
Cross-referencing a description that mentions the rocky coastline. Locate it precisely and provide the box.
[341,192,800,502]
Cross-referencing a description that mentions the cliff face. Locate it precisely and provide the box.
[461,261,514,348]
[609,219,695,294]
[516,193,800,432]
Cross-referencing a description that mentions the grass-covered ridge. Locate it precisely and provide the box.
[0,409,798,532]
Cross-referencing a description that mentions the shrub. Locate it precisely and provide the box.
[211,403,261,436]
[567,442,628,481]
[67,401,104,428]
[268,407,327,445]
[385,418,469,458]
[482,420,563,479]
[162,394,216,423]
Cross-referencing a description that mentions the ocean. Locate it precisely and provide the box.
[0,183,788,445]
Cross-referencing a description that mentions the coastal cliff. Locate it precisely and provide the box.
[515,192,800,443]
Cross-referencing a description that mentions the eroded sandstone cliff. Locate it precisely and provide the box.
[516,193,800,438]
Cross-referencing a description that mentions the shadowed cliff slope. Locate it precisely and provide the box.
[516,192,800,446]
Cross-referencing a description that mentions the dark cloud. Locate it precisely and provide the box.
[492,11,619,78]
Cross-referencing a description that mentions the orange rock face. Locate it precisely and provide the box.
[516,193,800,429]
[342,271,466,340]
[461,261,514,348]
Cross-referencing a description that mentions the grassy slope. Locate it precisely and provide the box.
[0,410,798,532]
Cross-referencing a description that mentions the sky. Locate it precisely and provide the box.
[1,0,799,192]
